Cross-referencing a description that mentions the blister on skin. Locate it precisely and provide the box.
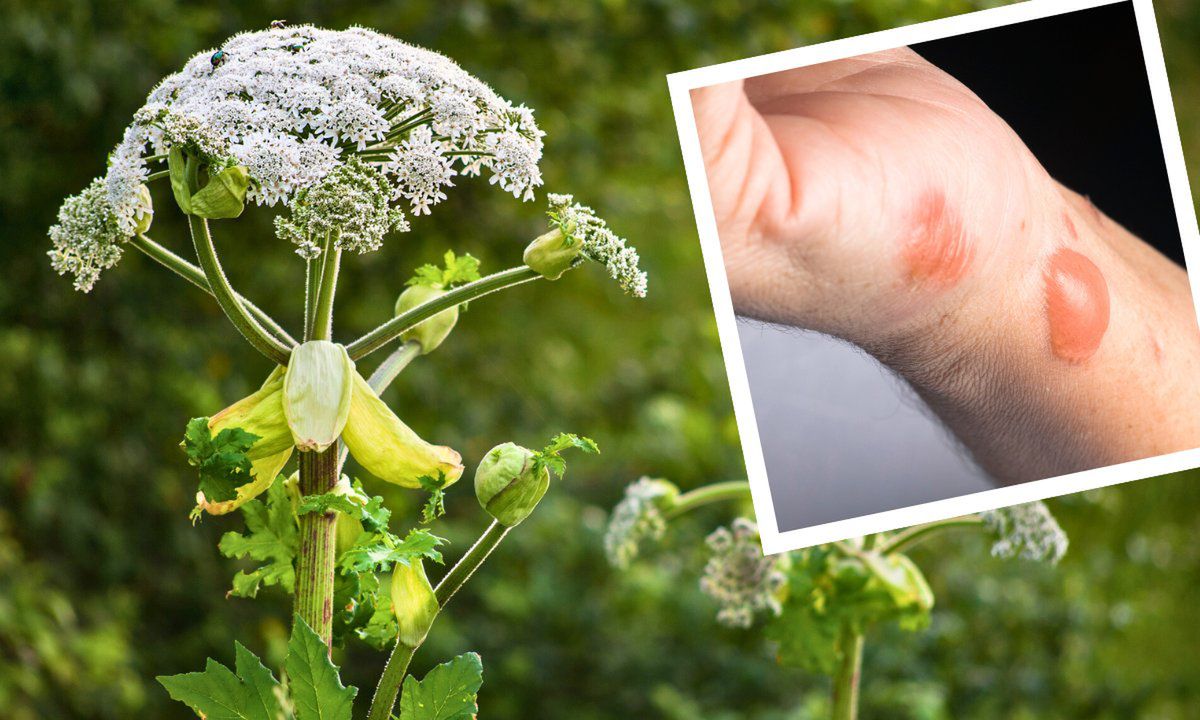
[901,190,974,288]
[1045,247,1109,363]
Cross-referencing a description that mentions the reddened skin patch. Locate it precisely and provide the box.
[1045,248,1109,363]
[901,191,973,287]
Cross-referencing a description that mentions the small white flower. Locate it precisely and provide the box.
[274,157,408,256]
[604,478,679,568]
[981,502,1068,564]
[545,193,648,297]
[699,518,787,628]
[47,179,126,293]
[388,126,456,216]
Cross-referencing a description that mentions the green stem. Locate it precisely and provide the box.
[366,521,511,720]
[346,266,540,360]
[293,446,340,650]
[664,480,752,520]
[130,234,296,346]
[187,217,293,364]
[881,516,983,556]
[304,256,322,342]
[312,238,341,342]
[831,625,864,720]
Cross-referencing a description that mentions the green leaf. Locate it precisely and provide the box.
[286,616,357,720]
[337,528,445,575]
[157,642,284,720]
[219,478,297,598]
[418,474,448,524]
[532,432,599,479]
[190,165,250,219]
[182,417,261,505]
[398,653,483,720]
[405,250,481,290]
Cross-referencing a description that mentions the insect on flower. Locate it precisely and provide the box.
[209,50,228,69]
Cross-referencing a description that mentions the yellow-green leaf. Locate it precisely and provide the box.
[209,370,293,460]
[190,165,250,219]
[391,559,438,647]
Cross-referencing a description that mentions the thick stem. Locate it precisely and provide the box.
[831,625,864,720]
[312,239,341,342]
[366,521,511,720]
[188,217,293,364]
[131,234,296,346]
[294,446,340,649]
[304,256,322,342]
[882,516,983,556]
[346,266,540,360]
[664,480,752,520]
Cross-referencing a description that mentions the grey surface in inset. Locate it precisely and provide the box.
[737,319,992,532]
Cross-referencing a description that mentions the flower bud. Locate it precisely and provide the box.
[395,285,458,354]
[523,227,582,280]
[332,475,368,554]
[132,184,154,235]
[391,558,438,646]
[283,341,354,452]
[473,442,550,527]
[861,551,933,612]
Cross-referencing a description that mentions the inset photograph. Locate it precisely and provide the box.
[669,0,1200,551]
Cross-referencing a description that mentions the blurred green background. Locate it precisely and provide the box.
[2,0,1199,717]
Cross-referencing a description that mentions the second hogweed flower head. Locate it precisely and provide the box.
[524,194,648,297]
[184,340,463,517]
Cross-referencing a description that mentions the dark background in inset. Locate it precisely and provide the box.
[915,0,1183,264]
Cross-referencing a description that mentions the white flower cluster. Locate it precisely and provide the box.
[699,518,787,628]
[980,501,1068,564]
[48,179,126,293]
[49,24,547,291]
[546,193,647,297]
[604,478,679,568]
[274,157,408,258]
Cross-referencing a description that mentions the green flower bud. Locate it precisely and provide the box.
[523,227,582,280]
[473,442,550,527]
[331,476,367,555]
[132,184,154,235]
[395,285,458,354]
[391,559,438,646]
[861,551,933,612]
[283,341,354,453]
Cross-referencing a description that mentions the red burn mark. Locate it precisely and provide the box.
[1045,248,1110,364]
[901,191,973,287]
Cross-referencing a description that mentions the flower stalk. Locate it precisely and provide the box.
[346,266,540,359]
[130,233,295,346]
[366,520,511,720]
[189,216,293,364]
[831,625,864,720]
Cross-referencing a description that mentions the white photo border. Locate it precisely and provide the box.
[666,0,1200,555]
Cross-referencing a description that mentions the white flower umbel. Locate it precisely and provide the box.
[274,157,409,258]
[48,179,127,293]
[980,501,1068,564]
[604,478,677,568]
[699,518,786,628]
[546,193,647,297]
[49,24,546,291]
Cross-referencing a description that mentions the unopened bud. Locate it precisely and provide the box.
[391,558,438,646]
[133,184,154,234]
[523,227,582,280]
[473,442,549,527]
[395,285,458,354]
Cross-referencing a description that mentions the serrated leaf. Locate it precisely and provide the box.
[286,616,357,720]
[220,478,297,598]
[398,653,483,720]
[337,528,445,575]
[157,642,284,720]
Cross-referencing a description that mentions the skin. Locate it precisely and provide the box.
[692,48,1200,483]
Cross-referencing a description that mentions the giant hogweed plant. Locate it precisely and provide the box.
[606,480,1068,720]
[48,24,645,720]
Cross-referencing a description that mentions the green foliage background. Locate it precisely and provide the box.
[1,0,1198,717]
